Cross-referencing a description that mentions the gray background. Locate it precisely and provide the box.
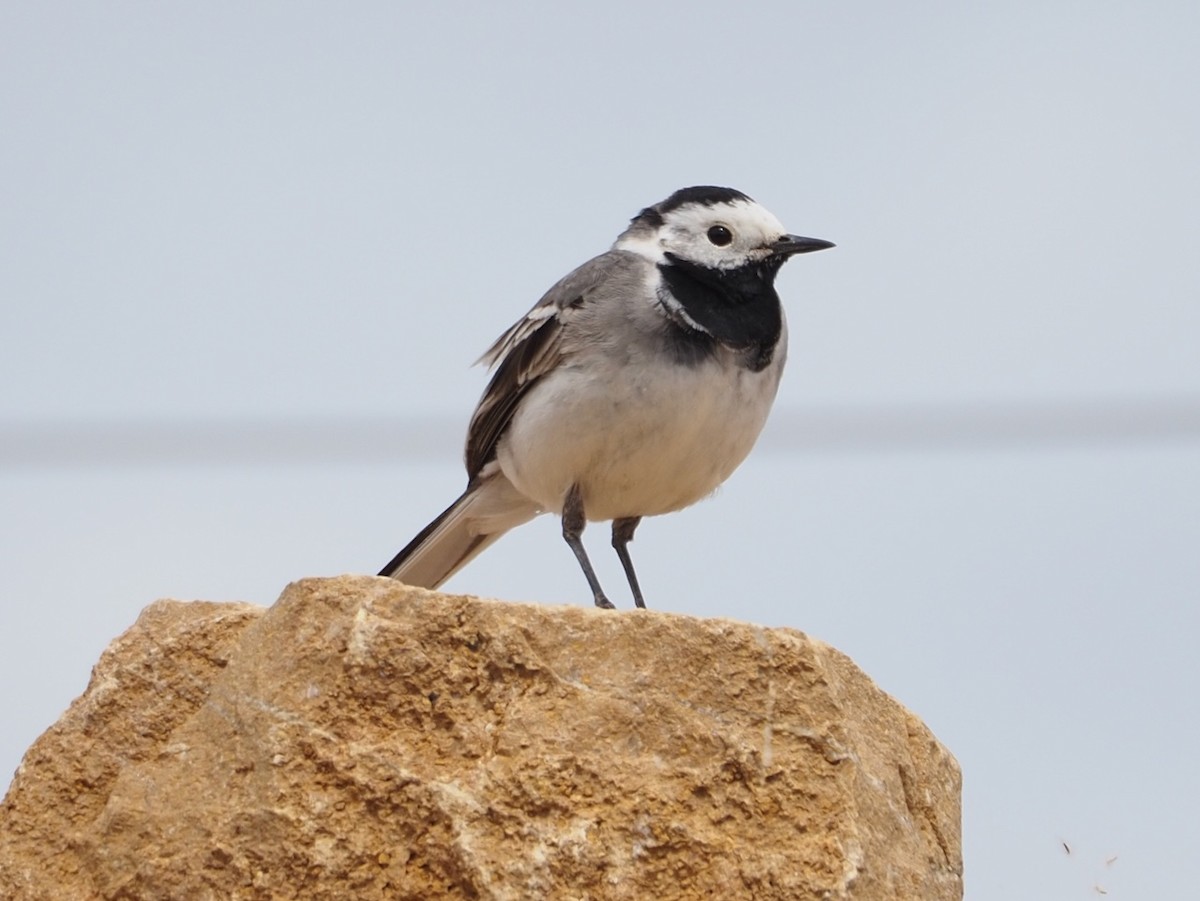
[3,3,1198,898]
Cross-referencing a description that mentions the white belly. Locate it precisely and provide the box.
[495,347,785,522]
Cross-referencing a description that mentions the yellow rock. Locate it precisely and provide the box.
[0,575,962,900]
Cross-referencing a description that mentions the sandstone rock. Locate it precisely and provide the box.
[0,576,962,900]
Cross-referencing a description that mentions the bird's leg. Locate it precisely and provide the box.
[611,516,647,609]
[562,484,615,609]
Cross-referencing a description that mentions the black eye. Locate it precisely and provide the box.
[707,225,733,246]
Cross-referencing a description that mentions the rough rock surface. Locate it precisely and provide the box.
[0,576,962,900]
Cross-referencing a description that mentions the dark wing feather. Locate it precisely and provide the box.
[464,251,636,476]
[465,312,563,475]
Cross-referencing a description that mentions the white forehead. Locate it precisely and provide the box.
[662,198,787,241]
[614,197,789,266]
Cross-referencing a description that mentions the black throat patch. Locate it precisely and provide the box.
[657,254,784,372]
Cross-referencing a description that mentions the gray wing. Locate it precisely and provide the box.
[464,250,646,476]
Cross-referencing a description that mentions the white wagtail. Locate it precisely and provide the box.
[380,186,833,608]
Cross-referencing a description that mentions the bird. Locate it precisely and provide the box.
[379,186,833,609]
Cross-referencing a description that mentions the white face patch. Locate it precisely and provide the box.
[615,198,789,270]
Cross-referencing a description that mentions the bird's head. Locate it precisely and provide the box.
[614,186,834,278]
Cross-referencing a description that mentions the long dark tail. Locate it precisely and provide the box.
[378,474,539,589]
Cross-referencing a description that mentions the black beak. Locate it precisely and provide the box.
[770,234,836,257]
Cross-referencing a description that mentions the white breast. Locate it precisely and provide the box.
[495,320,787,522]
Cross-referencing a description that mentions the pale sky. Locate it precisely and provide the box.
[3,4,1199,898]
